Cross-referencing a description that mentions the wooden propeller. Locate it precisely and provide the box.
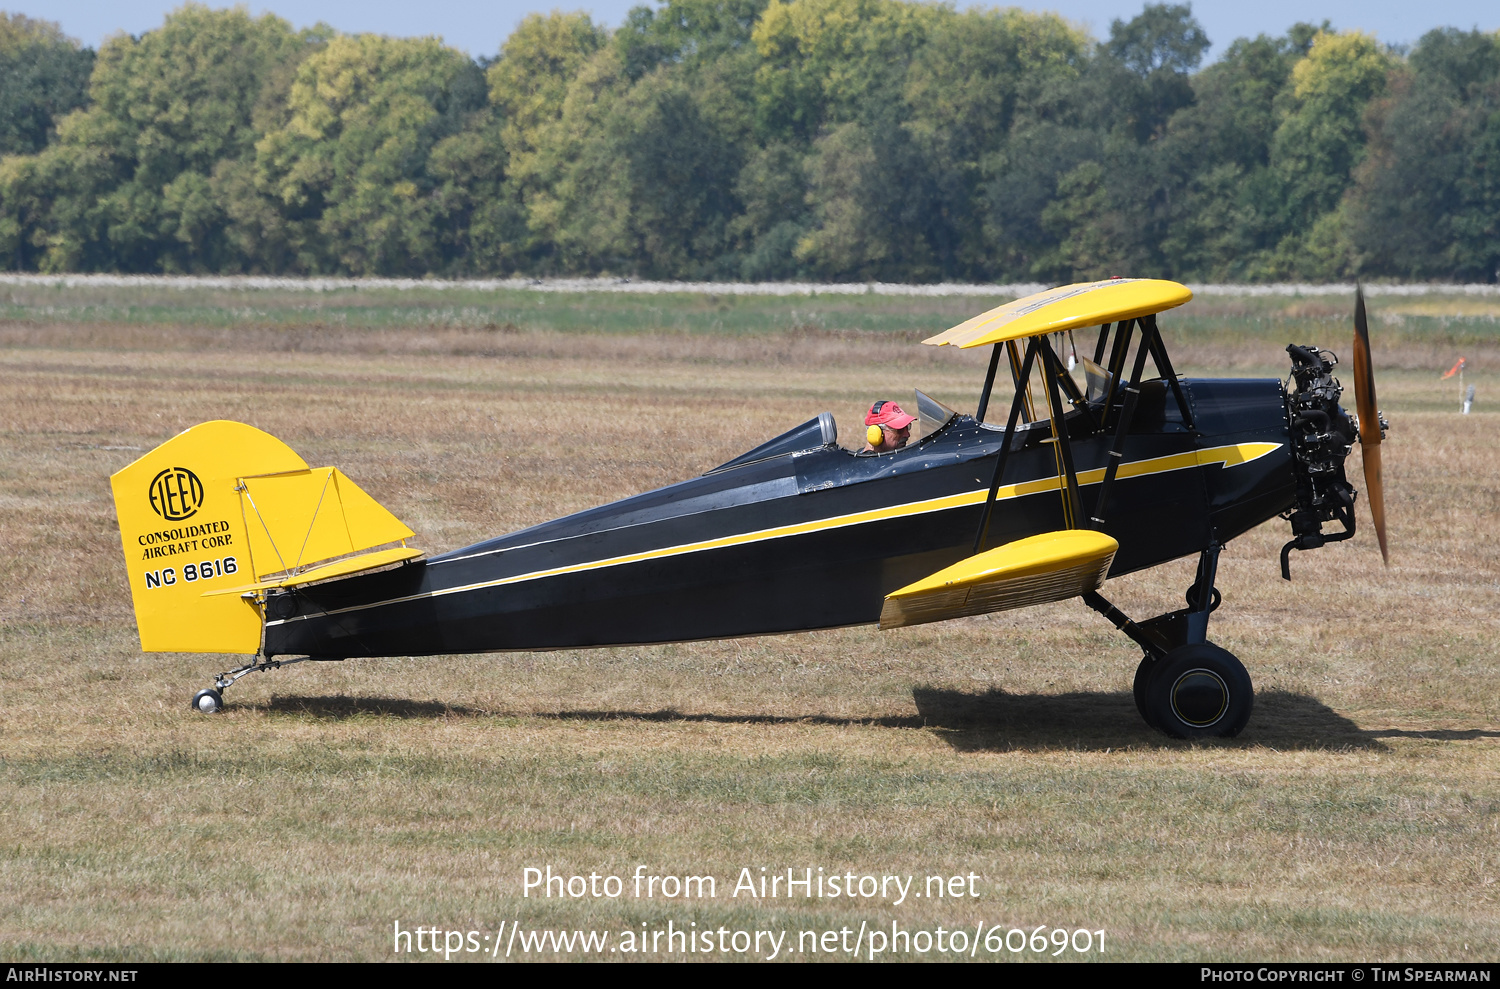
[1351,286,1389,564]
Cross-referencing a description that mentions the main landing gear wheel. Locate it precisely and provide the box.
[1133,655,1160,730]
[191,688,223,714]
[1144,643,1252,739]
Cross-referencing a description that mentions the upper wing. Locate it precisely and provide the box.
[924,278,1192,350]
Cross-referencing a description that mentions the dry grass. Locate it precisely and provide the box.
[0,294,1497,962]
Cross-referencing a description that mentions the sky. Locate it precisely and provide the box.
[18,0,1500,61]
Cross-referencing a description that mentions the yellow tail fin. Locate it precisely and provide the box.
[110,421,416,653]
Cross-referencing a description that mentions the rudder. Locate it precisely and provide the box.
[111,421,306,653]
[110,421,417,654]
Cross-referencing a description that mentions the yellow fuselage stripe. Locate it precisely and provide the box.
[266,441,1280,625]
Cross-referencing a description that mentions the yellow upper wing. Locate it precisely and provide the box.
[924,278,1192,350]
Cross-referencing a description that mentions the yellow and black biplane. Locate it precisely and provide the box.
[111,278,1388,738]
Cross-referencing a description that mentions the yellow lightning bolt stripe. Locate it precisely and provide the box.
[266,441,1280,625]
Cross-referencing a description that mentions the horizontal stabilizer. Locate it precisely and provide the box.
[201,547,424,597]
[879,530,1118,630]
[240,467,414,580]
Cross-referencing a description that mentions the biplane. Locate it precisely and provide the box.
[110,278,1388,738]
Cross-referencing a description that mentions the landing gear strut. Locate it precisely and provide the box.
[1084,541,1254,738]
[188,655,334,713]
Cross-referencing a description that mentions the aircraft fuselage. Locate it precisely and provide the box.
[262,378,1295,659]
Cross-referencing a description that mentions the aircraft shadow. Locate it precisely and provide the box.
[260,694,925,728]
[262,695,476,719]
[910,687,1456,751]
[535,709,925,729]
[261,692,1499,751]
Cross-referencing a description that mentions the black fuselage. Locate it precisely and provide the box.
[263,378,1295,659]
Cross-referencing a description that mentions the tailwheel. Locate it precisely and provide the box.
[1144,643,1252,739]
[191,688,224,714]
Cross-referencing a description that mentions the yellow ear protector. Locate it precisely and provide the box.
[866,400,889,447]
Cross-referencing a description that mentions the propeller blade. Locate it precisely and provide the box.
[1351,286,1389,564]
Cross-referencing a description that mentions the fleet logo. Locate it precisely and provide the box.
[148,467,204,521]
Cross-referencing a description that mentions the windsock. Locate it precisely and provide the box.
[1443,357,1466,379]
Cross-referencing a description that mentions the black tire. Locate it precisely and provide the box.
[191,688,223,714]
[1144,643,1252,739]
[1132,654,1160,729]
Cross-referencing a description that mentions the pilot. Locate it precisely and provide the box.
[862,400,916,453]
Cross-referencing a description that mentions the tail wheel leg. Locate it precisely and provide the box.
[188,655,327,714]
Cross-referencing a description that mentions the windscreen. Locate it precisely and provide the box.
[913,389,957,442]
[1082,357,1113,405]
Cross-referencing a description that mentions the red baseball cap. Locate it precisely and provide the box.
[865,400,916,429]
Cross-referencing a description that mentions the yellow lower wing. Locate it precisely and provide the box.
[879,530,1118,630]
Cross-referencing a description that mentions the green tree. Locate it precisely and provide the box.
[978,121,1098,278]
[729,139,808,278]
[509,45,631,272]
[975,4,1208,281]
[1345,29,1500,280]
[1261,30,1392,276]
[1036,159,1143,278]
[3,5,316,272]
[3,0,1491,283]
[907,7,1087,278]
[0,150,63,269]
[485,12,607,269]
[794,121,886,277]
[616,0,767,80]
[254,33,489,274]
[613,70,741,276]
[611,0,767,271]
[525,50,740,277]
[489,13,605,167]
[0,14,93,156]
[615,1,765,155]
[1107,2,1208,74]
[1150,29,1309,278]
[751,0,931,141]
[426,113,519,275]
[1103,2,1208,141]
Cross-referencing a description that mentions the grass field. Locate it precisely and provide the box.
[1,283,1497,962]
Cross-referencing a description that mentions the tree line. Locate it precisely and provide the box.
[1,1,1497,282]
